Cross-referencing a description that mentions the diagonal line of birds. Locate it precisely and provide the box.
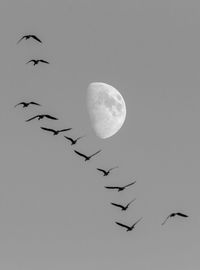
[14,34,189,232]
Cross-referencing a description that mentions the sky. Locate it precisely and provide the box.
[0,0,200,269]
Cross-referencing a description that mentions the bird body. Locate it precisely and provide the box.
[111,199,136,211]
[74,149,101,161]
[115,218,143,231]
[17,35,42,44]
[97,166,118,176]
[105,180,136,192]
[64,135,85,145]
[26,114,58,122]
[26,59,49,66]
[162,212,188,225]
[15,101,41,108]
[41,127,72,135]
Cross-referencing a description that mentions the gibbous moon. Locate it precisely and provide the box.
[86,82,126,139]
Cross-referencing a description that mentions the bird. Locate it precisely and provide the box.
[115,218,143,232]
[64,135,85,145]
[40,127,72,135]
[104,180,136,192]
[74,149,101,161]
[15,101,41,108]
[17,34,42,44]
[96,166,118,176]
[161,212,188,225]
[26,114,58,122]
[26,59,49,66]
[111,199,136,211]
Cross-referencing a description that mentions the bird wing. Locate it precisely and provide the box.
[124,181,136,188]
[132,217,143,228]
[76,135,85,141]
[127,198,136,207]
[40,127,55,133]
[59,128,72,132]
[161,215,170,225]
[74,150,87,159]
[109,166,119,172]
[25,115,38,122]
[64,136,74,143]
[26,60,34,64]
[39,60,49,64]
[104,186,120,190]
[15,102,24,107]
[17,36,25,44]
[44,115,58,120]
[115,222,130,230]
[90,150,101,158]
[30,102,41,106]
[177,213,188,218]
[111,203,124,209]
[97,168,106,174]
[32,35,42,43]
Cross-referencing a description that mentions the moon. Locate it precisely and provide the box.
[86,82,126,139]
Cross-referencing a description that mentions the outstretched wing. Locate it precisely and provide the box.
[15,102,25,107]
[132,217,143,228]
[31,35,42,43]
[97,168,106,174]
[161,215,170,226]
[40,127,55,133]
[64,136,74,143]
[58,128,72,132]
[108,166,119,172]
[104,186,120,190]
[25,115,39,122]
[74,150,87,159]
[76,136,85,141]
[111,203,124,209]
[90,150,101,158]
[30,102,41,106]
[26,60,34,64]
[44,115,58,120]
[124,181,136,188]
[17,36,25,44]
[39,60,49,64]
[127,198,136,207]
[177,212,188,218]
[115,222,130,230]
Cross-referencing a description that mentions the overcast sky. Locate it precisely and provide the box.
[1,0,200,269]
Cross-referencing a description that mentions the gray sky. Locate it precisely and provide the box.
[1,0,200,269]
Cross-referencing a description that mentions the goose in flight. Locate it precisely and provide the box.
[115,218,143,232]
[96,166,118,176]
[41,127,72,135]
[26,59,49,66]
[15,101,41,108]
[104,180,136,192]
[64,135,85,145]
[17,34,42,44]
[74,149,101,161]
[161,212,188,225]
[111,199,136,211]
[26,114,58,122]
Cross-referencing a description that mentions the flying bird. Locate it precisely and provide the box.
[64,135,85,145]
[26,59,49,66]
[41,127,72,135]
[97,166,118,176]
[17,34,42,44]
[111,199,136,211]
[104,180,136,192]
[26,114,58,122]
[161,212,188,226]
[15,101,41,108]
[115,218,143,232]
[74,149,101,161]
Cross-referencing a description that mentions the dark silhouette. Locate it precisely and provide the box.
[26,59,49,66]
[26,114,58,122]
[115,218,143,231]
[15,101,41,108]
[41,127,72,135]
[64,135,85,145]
[74,149,101,161]
[97,166,118,176]
[17,35,42,44]
[111,199,136,211]
[104,180,136,192]
[161,212,188,225]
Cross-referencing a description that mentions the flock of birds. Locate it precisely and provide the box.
[15,34,189,232]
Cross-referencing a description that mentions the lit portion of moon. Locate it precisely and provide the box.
[87,82,126,139]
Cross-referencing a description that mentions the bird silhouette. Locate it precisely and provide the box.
[17,34,42,44]
[115,218,143,231]
[104,180,136,192]
[161,212,188,225]
[26,59,49,66]
[41,127,72,135]
[64,135,85,145]
[74,149,101,161]
[97,166,118,176]
[15,101,41,108]
[111,199,136,211]
[26,114,58,122]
